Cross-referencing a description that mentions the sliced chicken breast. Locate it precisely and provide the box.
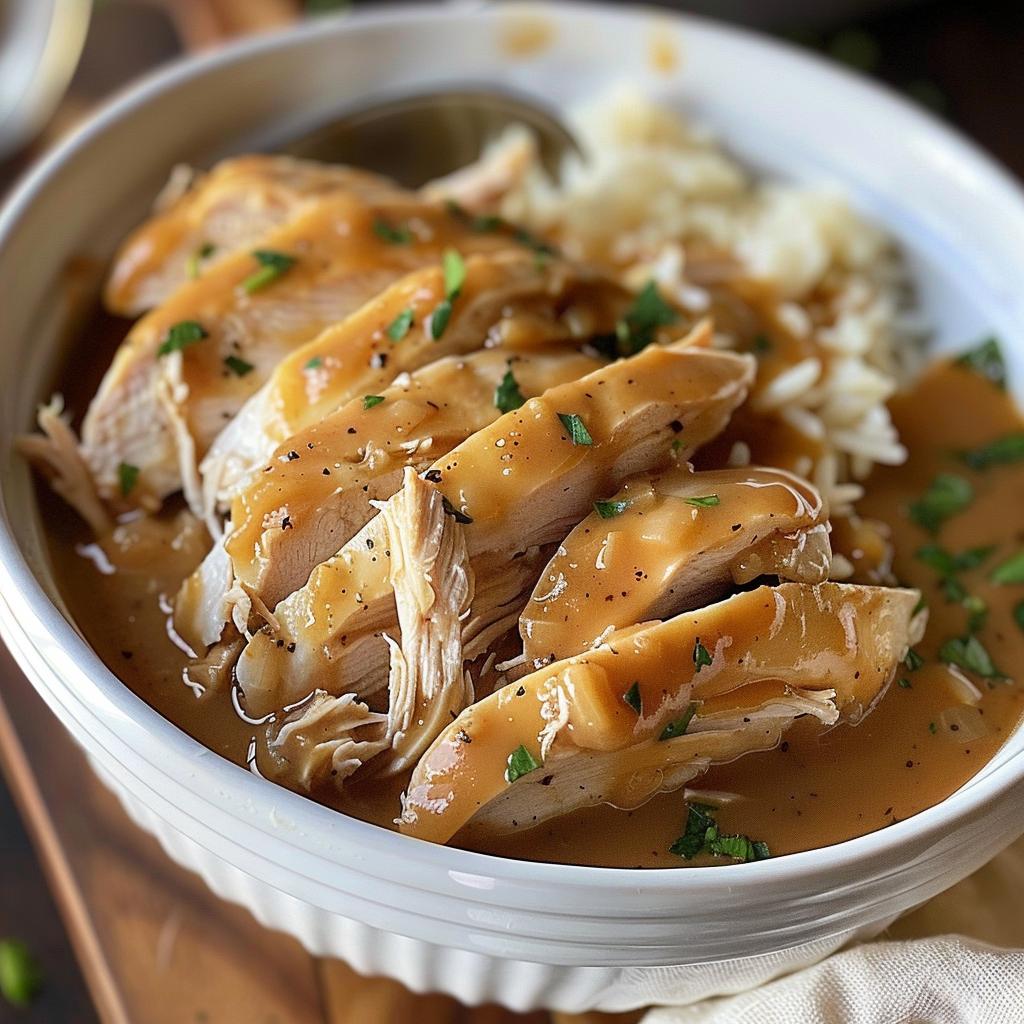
[399,582,925,844]
[105,156,405,316]
[81,193,518,513]
[199,251,633,519]
[518,465,831,668]
[234,327,756,717]
[174,347,604,653]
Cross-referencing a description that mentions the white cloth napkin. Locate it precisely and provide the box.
[641,834,1024,1024]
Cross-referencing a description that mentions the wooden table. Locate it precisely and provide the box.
[2,0,1023,1020]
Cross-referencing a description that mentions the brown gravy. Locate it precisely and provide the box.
[40,311,1024,867]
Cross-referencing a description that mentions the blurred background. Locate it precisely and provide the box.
[0,0,1021,1020]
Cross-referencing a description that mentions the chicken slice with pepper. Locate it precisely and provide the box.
[517,464,831,671]
[175,347,603,653]
[399,582,925,844]
[199,250,634,521]
[234,326,756,717]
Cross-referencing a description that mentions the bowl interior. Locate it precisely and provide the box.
[2,1,1024,897]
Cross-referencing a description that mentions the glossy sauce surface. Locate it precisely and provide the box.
[42,309,1024,867]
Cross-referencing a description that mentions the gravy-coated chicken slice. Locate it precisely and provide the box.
[80,193,516,513]
[519,465,831,668]
[200,251,633,518]
[105,157,405,316]
[174,347,603,653]
[399,582,925,844]
[234,328,755,716]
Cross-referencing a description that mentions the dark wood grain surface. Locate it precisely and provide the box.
[1,0,1022,1020]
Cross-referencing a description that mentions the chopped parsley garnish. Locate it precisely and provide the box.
[513,226,557,257]
[908,473,973,533]
[594,499,631,519]
[904,648,924,671]
[898,678,912,689]
[991,551,1024,585]
[441,495,473,525]
[494,366,526,414]
[472,213,504,233]
[557,412,593,446]
[372,217,412,244]
[623,682,642,715]
[242,249,296,293]
[929,721,938,735]
[959,432,1024,470]
[428,248,466,340]
[954,337,1006,389]
[387,308,414,342]
[505,744,541,783]
[443,248,466,296]
[224,354,255,377]
[186,241,215,279]
[669,802,770,862]
[915,544,994,605]
[671,438,685,456]
[1015,600,1024,635]
[117,462,139,497]
[963,594,988,633]
[304,355,323,370]
[939,634,1005,680]
[362,395,385,410]
[429,299,453,339]
[0,939,42,1008]
[686,494,720,508]
[659,702,697,741]
[693,638,713,671]
[752,333,772,355]
[614,280,679,356]
[157,319,208,356]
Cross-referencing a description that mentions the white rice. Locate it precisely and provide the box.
[500,85,925,519]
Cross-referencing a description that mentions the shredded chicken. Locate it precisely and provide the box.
[17,396,112,535]
[376,469,475,775]
[399,582,926,844]
[266,691,388,792]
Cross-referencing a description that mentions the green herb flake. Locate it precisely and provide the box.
[659,702,697,741]
[505,743,541,783]
[117,462,139,497]
[752,334,772,355]
[908,473,973,533]
[514,226,557,257]
[960,432,1024,471]
[1014,600,1024,635]
[614,280,679,356]
[362,395,385,410]
[242,249,296,293]
[623,682,642,715]
[224,354,255,377]
[939,634,1005,680]
[904,648,924,672]
[929,721,938,735]
[0,939,42,1008]
[669,802,769,862]
[954,337,1007,389]
[472,213,505,233]
[442,248,466,298]
[304,356,323,370]
[594,499,630,520]
[686,494,721,509]
[669,802,716,859]
[898,678,912,689]
[963,594,988,634]
[186,241,215,279]
[157,319,208,357]
[693,638,713,672]
[494,366,526,414]
[991,551,1024,585]
[671,438,685,456]
[557,412,594,446]
[429,298,453,340]
[387,308,414,343]
[372,217,412,245]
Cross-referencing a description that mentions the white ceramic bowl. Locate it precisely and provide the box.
[2,3,1024,1013]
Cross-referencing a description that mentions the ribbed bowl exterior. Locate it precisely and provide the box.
[2,4,1024,1013]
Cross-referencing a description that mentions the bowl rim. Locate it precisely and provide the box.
[2,0,1024,901]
